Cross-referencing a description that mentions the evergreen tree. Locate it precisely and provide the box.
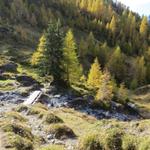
[44,20,64,82]
[135,56,147,86]
[79,38,87,59]
[107,46,126,83]
[63,29,83,84]
[31,20,64,83]
[87,58,102,89]
[86,32,95,56]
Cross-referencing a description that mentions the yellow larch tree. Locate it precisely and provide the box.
[31,34,46,66]
[87,57,102,89]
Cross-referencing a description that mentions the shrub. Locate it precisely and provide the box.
[138,137,150,150]
[46,124,76,139]
[4,111,27,122]
[15,104,29,112]
[34,103,48,111]
[27,106,47,118]
[43,113,63,124]
[0,121,33,141]
[6,132,33,150]
[122,134,138,150]
[79,133,104,150]
[104,128,123,150]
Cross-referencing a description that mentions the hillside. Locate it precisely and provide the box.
[0,0,150,150]
[0,0,150,88]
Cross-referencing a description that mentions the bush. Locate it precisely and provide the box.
[104,128,123,150]
[43,113,63,124]
[92,100,111,110]
[122,134,138,150]
[4,111,27,122]
[27,106,47,118]
[138,137,150,150]
[46,124,76,139]
[16,103,48,118]
[79,133,104,150]
[0,121,34,141]
[34,103,48,111]
[15,104,29,112]
[6,132,33,150]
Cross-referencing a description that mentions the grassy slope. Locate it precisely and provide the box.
[2,103,150,149]
[132,91,150,119]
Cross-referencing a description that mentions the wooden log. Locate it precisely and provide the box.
[23,91,42,105]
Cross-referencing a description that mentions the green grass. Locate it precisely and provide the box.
[43,112,63,124]
[4,111,28,122]
[5,132,33,150]
[3,103,150,150]
[39,145,64,150]
[45,123,76,139]
[0,79,17,91]
[122,134,138,150]
[79,133,103,150]
[0,121,33,141]
[131,92,150,118]
[27,105,48,118]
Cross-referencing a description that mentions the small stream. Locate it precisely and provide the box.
[0,90,140,121]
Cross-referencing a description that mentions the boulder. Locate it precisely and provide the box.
[16,75,42,88]
[0,62,18,73]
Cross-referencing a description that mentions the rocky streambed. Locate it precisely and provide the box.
[0,89,140,121]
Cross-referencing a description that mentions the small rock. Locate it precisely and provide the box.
[50,139,55,144]
[47,134,54,140]
[0,62,18,73]
[54,94,61,98]
[54,140,65,145]
[66,145,74,150]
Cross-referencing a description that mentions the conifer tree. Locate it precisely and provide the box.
[80,0,87,10]
[79,38,87,59]
[44,20,64,82]
[31,34,46,66]
[117,83,129,104]
[95,70,113,102]
[87,58,102,89]
[31,20,64,83]
[135,56,147,86]
[86,32,95,56]
[107,46,126,83]
[109,16,117,34]
[140,16,148,38]
[109,16,117,45]
[63,29,83,84]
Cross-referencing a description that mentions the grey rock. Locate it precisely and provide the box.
[16,75,41,88]
[47,134,54,140]
[0,62,18,73]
